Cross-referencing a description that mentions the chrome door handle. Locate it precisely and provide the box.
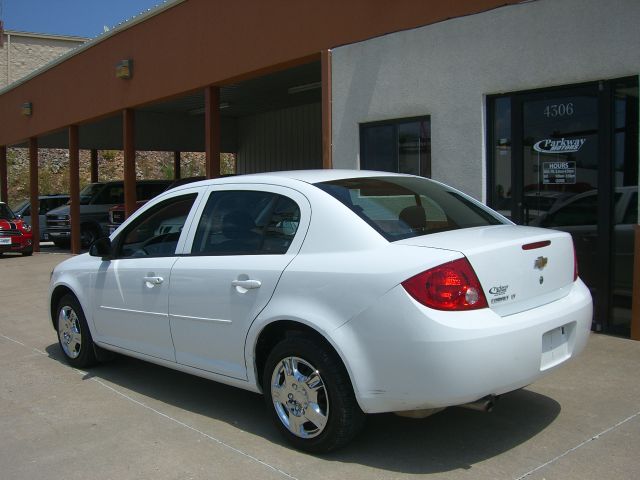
[143,276,164,285]
[231,279,261,289]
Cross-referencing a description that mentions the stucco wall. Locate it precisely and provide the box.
[0,33,84,89]
[331,0,640,201]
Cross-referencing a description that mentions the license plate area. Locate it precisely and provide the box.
[540,323,573,371]
[0,237,11,245]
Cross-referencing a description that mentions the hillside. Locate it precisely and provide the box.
[4,148,235,208]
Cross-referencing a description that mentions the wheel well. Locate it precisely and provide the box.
[50,286,75,330]
[254,321,342,389]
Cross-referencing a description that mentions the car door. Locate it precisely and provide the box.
[168,184,310,379]
[91,190,202,361]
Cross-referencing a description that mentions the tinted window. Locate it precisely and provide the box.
[137,182,170,200]
[623,192,637,225]
[315,177,503,241]
[192,190,300,255]
[0,204,16,220]
[360,117,431,178]
[118,194,197,258]
[79,183,105,204]
[94,185,125,205]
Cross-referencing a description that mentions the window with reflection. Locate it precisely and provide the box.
[360,117,431,177]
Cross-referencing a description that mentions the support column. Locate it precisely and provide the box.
[123,109,137,218]
[173,151,181,180]
[204,86,221,179]
[321,49,333,169]
[69,126,81,254]
[632,225,640,340]
[28,138,40,252]
[90,149,99,183]
[0,145,7,203]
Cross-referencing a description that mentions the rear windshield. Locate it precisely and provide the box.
[315,176,504,241]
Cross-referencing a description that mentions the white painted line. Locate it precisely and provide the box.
[1,332,299,480]
[514,410,640,479]
[1,334,27,347]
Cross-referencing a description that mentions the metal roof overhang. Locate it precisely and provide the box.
[0,0,521,148]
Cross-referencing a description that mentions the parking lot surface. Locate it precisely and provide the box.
[1,252,639,479]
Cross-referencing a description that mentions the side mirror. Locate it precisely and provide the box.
[90,236,113,260]
[15,214,22,220]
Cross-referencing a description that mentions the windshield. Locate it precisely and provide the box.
[315,176,505,241]
[0,203,16,220]
[79,183,105,205]
[13,200,29,213]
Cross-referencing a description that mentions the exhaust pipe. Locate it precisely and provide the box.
[458,395,496,412]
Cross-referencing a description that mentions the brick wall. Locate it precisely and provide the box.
[0,31,85,89]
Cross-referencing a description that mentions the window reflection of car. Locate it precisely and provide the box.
[532,186,638,298]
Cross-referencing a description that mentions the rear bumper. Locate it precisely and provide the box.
[334,280,592,414]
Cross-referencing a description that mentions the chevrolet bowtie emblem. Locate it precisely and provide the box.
[534,256,548,270]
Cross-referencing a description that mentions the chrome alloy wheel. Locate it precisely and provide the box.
[270,356,329,439]
[58,306,82,359]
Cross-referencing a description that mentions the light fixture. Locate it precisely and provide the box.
[21,102,32,116]
[188,103,230,115]
[116,59,133,79]
[287,81,321,94]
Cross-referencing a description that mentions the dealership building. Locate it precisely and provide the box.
[0,0,638,338]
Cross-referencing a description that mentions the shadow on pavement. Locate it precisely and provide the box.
[45,343,560,474]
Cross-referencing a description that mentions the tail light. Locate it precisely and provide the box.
[402,258,488,311]
[573,242,579,281]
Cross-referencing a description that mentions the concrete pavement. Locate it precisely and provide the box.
[1,252,639,479]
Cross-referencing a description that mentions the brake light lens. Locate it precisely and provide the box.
[573,242,579,281]
[402,258,488,311]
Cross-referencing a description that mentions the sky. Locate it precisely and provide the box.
[0,0,172,38]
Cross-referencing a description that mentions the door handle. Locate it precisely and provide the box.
[231,279,261,289]
[143,276,164,285]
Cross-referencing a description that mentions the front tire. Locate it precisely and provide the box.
[56,294,97,368]
[263,334,365,453]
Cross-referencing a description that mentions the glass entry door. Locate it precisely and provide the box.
[488,77,638,336]
[519,87,600,291]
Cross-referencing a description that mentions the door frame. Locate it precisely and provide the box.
[486,77,637,334]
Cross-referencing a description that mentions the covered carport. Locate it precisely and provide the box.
[0,0,520,254]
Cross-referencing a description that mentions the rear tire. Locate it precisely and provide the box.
[56,294,97,368]
[263,334,365,453]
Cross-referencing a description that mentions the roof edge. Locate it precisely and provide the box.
[0,0,185,97]
[2,29,88,42]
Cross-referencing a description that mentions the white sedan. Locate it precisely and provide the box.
[49,170,592,452]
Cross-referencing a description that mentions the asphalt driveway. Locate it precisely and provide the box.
[1,252,639,479]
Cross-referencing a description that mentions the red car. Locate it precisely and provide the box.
[0,201,33,256]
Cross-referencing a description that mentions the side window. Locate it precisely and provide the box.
[360,116,431,177]
[137,182,169,200]
[623,192,638,224]
[192,190,300,256]
[118,194,197,258]
[94,185,124,204]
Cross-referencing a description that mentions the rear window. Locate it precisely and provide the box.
[315,176,504,241]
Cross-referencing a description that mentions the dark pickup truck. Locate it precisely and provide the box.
[46,180,171,248]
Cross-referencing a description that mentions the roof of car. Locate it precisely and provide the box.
[173,170,408,190]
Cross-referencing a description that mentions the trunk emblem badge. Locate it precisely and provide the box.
[534,256,548,270]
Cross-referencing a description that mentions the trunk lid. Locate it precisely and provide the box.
[396,225,576,316]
